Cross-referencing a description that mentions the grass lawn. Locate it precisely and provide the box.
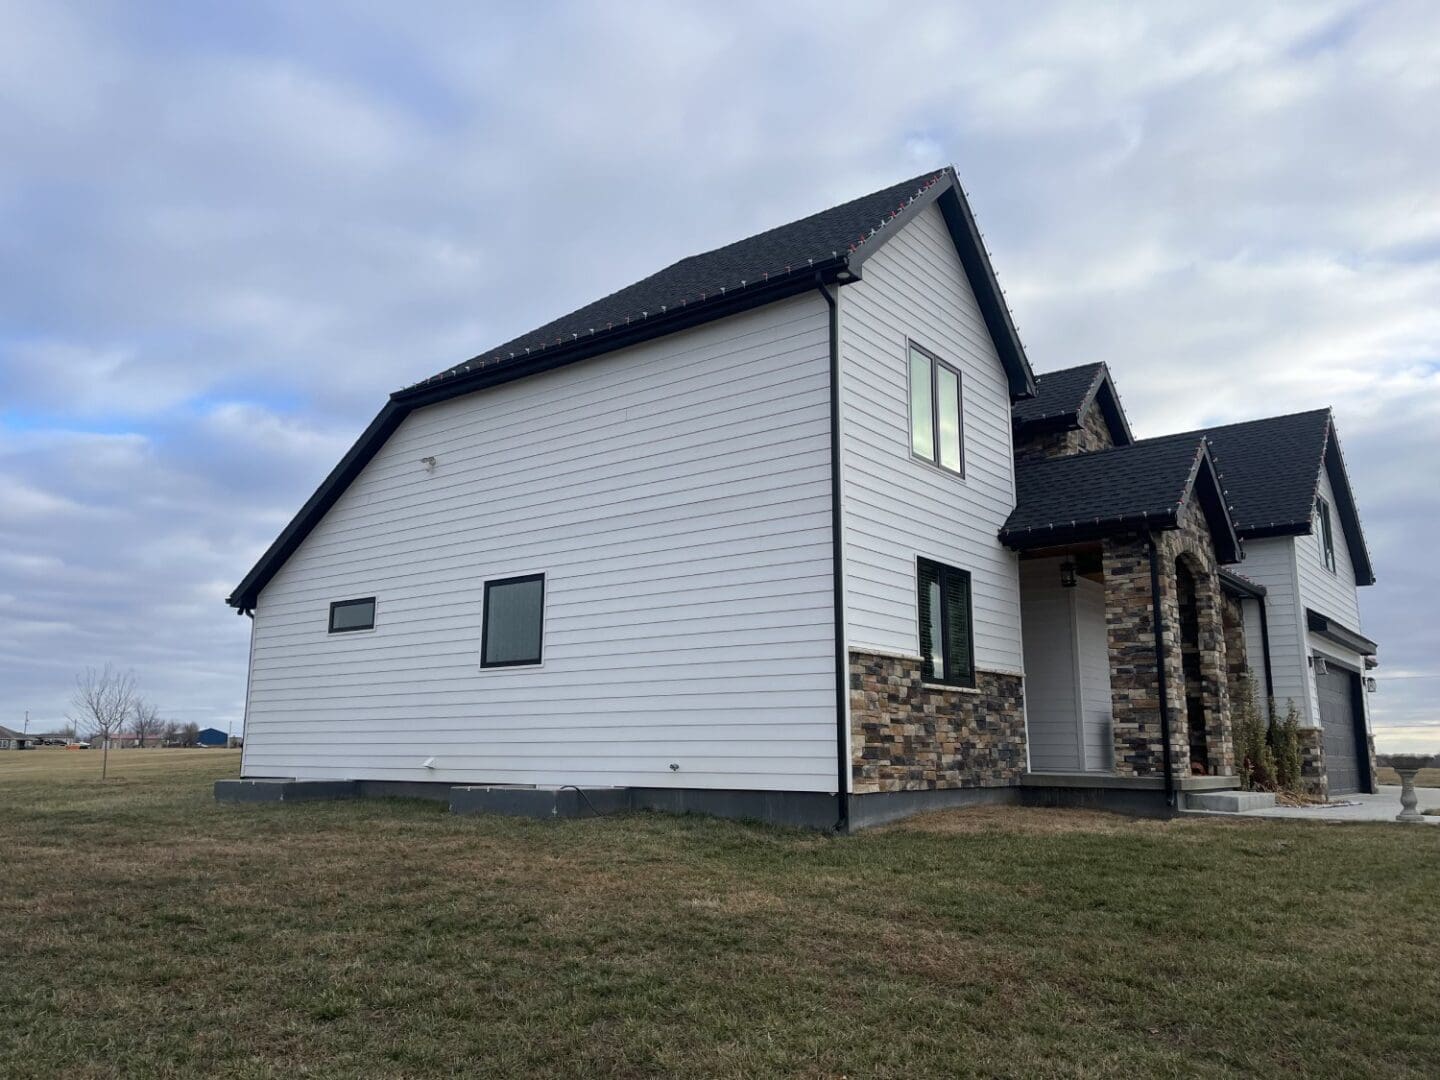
[3,750,1439,1078]
[1375,765,1440,788]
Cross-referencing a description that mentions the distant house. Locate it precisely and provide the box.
[0,726,31,750]
[225,166,1378,828]
[196,728,229,748]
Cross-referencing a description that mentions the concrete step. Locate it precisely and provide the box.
[1185,790,1277,813]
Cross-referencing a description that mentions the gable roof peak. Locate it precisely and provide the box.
[1012,360,1133,445]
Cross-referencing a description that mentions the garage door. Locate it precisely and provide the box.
[1316,667,1363,796]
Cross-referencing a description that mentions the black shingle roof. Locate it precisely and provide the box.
[229,167,1037,610]
[1011,363,1105,425]
[1140,411,1329,534]
[1140,408,1374,584]
[1001,437,1239,561]
[1011,362,1133,445]
[417,170,952,386]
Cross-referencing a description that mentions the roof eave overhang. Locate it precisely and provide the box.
[225,264,854,611]
[849,170,1036,401]
[395,258,850,408]
[1189,448,1243,565]
[1306,608,1378,656]
[1318,419,1377,586]
[1000,509,1180,550]
[1218,568,1267,599]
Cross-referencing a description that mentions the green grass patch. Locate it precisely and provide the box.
[2,748,1439,1077]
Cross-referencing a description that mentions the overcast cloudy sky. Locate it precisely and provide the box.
[2,1,1436,748]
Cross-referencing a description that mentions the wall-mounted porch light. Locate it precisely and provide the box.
[1060,560,1078,588]
[1311,655,1330,676]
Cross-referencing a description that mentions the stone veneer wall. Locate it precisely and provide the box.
[1103,503,1236,778]
[1296,727,1328,798]
[1220,592,1251,701]
[1014,401,1115,463]
[849,651,1027,793]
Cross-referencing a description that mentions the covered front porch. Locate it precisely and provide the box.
[1001,437,1247,805]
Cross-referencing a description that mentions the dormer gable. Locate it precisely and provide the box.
[1012,362,1133,463]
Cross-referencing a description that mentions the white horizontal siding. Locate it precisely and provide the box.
[1074,577,1115,771]
[838,204,1023,672]
[1238,538,1311,724]
[245,294,839,791]
[1019,559,1111,772]
[1295,459,1364,630]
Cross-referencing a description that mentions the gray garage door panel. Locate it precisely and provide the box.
[1316,667,1362,796]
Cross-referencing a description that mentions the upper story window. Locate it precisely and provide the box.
[908,342,964,476]
[1316,497,1337,573]
[329,597,376,633]
[917,557,975,688]
[481,574,545,667]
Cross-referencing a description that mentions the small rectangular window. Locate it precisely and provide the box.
[329,597,376,633]
[917,558,974,687]
[482,574,545,667]
[908,343,964,475]
[1317,498,1336,573]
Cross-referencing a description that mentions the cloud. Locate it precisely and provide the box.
[0,0,1436,747]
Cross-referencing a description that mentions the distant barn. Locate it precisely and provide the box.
[196,728,228,748]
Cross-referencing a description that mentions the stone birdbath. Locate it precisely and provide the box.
[1388,754,1435,824]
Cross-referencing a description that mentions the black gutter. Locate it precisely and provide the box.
[1147,535,1176,809]
[816,274,850,834]
[1257,598,1275,709]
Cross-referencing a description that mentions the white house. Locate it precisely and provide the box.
[225,167,1378,827]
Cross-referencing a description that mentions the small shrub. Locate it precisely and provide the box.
[1232,676,1275,791]
[1270,700,1304,793]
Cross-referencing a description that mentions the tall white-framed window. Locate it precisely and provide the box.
[1316,497,1336,573]
[908,341,964,476]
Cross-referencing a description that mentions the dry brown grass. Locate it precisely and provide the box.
[1375,765,1440,787]
[3,748,1439,1078]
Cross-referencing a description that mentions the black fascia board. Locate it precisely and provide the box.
[1318,421,1376,586]
[849,172,1036,401]
[226,264,849,611]
[1218,568,1267,599]
[1091,370,1135,446]
[394,258,848,408]
[1306,608,1378,656]
[227,400,408,611]
[1000,508,1180,549]
[1190,449,1242,564]
[1235,520,1310,540]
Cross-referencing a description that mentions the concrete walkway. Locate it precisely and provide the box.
[1236,785,1440,824]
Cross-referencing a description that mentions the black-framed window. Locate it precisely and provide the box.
[1317,497,1336,573]
[908,342,964,475]
[329,597,376,633]
[481,574,545,667]
[917,558,974,687]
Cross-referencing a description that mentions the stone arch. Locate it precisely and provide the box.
[1164,527,1234,778]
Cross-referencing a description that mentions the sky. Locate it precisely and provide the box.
[1,1,1437,749]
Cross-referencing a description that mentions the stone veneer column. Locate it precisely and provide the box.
[1103,535,1190,776]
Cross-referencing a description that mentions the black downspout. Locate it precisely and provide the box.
[816,274,849,833]
[1256,597,1275,715]
[1147,536,1176,809]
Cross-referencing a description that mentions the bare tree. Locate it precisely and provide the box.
[68,664,139,779]
[131,700,163,748]
[161,720,182,746]
[180,721,200,748]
